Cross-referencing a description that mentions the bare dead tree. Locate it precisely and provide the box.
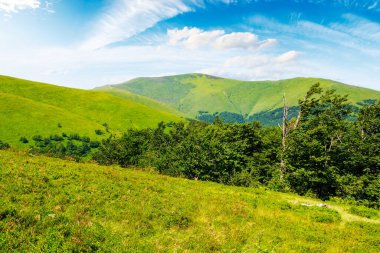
[279,94,289,180]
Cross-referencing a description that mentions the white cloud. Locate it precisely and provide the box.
[81,0,192,50]
[0,0,40,13]
[202,50,303,80]
[168,27,276,50]
[275,51,300,63]
[80,0,257,50]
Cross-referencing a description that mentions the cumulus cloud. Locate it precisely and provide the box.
[0,0,40,13]
[168,27,276,50]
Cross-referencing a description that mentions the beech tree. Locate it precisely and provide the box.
[285,83,351,199]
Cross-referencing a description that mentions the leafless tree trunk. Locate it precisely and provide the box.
[279,94,288,180]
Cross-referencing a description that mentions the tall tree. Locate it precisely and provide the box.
[285,83,351,199]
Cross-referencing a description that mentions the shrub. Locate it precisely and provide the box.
[0,140,10,150]
[90,141,100,149]
[95,129,104,135]
[102,123,109,132]
[68,133,81,141]
[19,137,29,144]
[33,135,43,142]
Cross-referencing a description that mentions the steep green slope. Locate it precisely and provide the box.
[1,150,379,252]
[0,76,182,146]
[103,74,380,119]
[95,86,186,118]
[0,92,102,145]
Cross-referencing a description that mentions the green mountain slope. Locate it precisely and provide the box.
[0,76,182,146]
[1,150,379,252]
[95,85,186,118]
[102,74,380,122]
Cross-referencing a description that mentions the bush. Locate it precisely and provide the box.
[19,137,29,144]
[50,134,64,141]
[95,129,104,135]
[0,140,10,150]
[68,133,81,141]
[33,135,43,142]
[90,141,100,149]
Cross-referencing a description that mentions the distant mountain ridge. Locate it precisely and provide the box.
[99,73,380,125]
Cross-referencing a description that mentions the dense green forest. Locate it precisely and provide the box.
[196,99,377,126]
[2,84,378,208]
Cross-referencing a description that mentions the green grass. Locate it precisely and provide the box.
[349,206,379,219]
[95,86,187,118]
[1,150,379,252]
[0,76,183,147]
[101,73,380,117]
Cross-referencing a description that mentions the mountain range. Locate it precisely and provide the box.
[1,74,379,145]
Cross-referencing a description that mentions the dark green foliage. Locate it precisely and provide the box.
[89,141,100,149]
[197,111,246,124]
[285,84,352,199]
[283,84,379,207]
[196,107,301,126]
[102,123,109,132]
[49,134,64,141]
[29,133,100,162]
[57,123,62,128]
[95,129,104,135]
[196,102,364,126]
[0,140,10,150]
[68,133,81,141]
[33,135,43,142]
[356,99,377,107]
[19,137,29,144]
[248,106,300,126]
[94,121,281,186]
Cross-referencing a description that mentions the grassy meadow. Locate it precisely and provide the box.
[1,150,379,252]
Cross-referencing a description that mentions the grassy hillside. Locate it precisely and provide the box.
[95,86,186,118]
[0,150,379,252]
[102,74,380,119]
[0,76,182,147]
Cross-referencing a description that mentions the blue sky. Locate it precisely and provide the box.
[0,0,379,90]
